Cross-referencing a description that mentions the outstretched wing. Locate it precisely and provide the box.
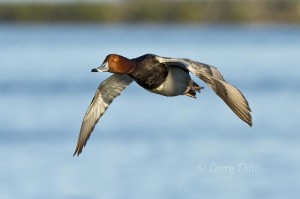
[156,56,252,126]
[73,74,133,156]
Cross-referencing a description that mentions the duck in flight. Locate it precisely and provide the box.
[73,54,252,156]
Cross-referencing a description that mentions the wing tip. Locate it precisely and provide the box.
[240,99,253,127]
[73,145,82,157]
[246,119,253,127]
[237,105,253,127]
[242,110,253,127]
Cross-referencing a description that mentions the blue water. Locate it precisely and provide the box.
[0,23,299,199]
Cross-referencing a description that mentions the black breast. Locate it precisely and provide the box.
[129,54,168,90]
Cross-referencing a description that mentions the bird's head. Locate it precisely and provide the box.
[92,54,134,74]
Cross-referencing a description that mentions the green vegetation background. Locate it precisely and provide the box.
[0,0,299,23]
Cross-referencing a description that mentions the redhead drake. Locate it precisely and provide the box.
[74,54,252,156]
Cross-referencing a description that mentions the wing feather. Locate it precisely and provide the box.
[73,74,133,156]
[156,56,252,126]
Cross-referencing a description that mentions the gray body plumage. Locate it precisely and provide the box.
[148,66,192,96]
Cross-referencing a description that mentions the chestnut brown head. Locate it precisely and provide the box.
[92,54,134,74]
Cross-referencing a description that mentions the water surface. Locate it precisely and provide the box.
[0,23,299,199]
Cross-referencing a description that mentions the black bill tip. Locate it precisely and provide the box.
[91,68,98,72]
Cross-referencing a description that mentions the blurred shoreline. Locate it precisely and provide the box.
[1,0,300,24]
